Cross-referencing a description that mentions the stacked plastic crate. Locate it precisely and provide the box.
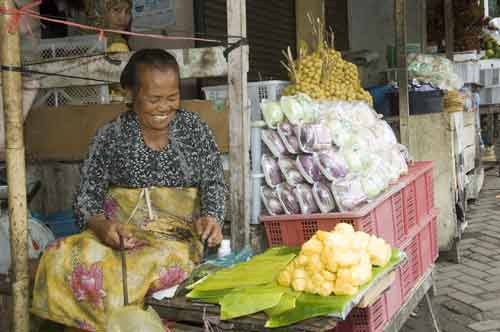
[21,35,109,108]
[261,161,438,332]
[478,59,500,105]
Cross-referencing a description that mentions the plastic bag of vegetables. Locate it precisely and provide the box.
[293,184,319,214]
[262,154,283,188]
[261,186,285,216]
[315,149,349,181]
[277,122,300,154]
[330,176,368,211]
[280,94,318,125]
[297,123,332,153]
[278,157,306,186]
[261,99,284,128]
[296,154,326,184]
[312,182,336,213]
[277,184,301,214]
[262,129,287,158]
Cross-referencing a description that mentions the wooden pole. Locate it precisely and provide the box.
[1,1,30,332]
[227,0,250,250]
[420,0,427,53]
[395,0,410,148]
[444,0,454,60]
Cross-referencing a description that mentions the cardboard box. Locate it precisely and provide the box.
[24,100,229,161]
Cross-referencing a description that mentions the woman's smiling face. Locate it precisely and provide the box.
[132,65,181,132]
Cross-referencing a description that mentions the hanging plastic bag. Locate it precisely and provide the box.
[261,99,284,129]
[293,184,319,214]
[261,129,287,158]
[315,149,349,181]
[0,212,55,274]
[278,157,305,186]
[260,186,284,216]
[330,176,368,212]
[312,182,336,213]
[277,122,300,154]
[296,154,325,184]
[262,154,283,188]
[277,184,301,215]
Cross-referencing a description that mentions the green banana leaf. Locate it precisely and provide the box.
[186,288,234,303]
[264,292,300,317]
[191,247,298,291]
[264,248,404,328]
[220,283,289,320]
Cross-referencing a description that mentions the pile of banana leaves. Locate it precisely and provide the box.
[186,247,405,328]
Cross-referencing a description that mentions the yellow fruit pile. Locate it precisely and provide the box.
[282,47,372,105]
[277,223,392,297]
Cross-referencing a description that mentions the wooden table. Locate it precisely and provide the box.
[146,272,396,332]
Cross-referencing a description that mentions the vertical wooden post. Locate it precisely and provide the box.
[227,0,250,250]
[395,0,410,148]
[420,0,427,53]
[444,0,454,60]
[1,1,30,332]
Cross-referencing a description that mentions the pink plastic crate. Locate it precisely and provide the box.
[262,161,434,248]
[335,297,388,332]
[335,211,438,332]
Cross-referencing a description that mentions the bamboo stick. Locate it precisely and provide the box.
[1,1,30,332]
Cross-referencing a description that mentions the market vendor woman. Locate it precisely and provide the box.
[32,49,226,331]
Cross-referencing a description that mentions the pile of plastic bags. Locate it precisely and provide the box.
[407,54,464,91]
[260,93,408,214]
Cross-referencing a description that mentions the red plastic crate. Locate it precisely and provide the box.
[335,297,388,332]
[262,161,434,248]
[335,210,438,332]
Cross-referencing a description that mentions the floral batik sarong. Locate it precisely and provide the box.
[32,187,203,332]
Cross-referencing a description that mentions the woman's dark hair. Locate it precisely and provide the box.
[120,49,180,91]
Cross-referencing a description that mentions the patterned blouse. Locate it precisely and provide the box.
[74,109,226,228]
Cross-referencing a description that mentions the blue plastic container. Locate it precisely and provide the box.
[368,85,394,117]
[44,209,79,238]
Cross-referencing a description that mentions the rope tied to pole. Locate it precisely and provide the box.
[0,0,41,33]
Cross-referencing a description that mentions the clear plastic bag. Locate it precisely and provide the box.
[372,120,398,148]
[296,154,326,184]
[261,129,287,158]
[261,99,284,129]
[277,122,300,154]
[312,182,336,213]
[330,176,368,212]
[315,149,349,181]
[260,186,285,216]
[297,124,332,153]
[278,157,306,186]
[294,184,319,214]
[261,154,283,188]
[277,183,301,214]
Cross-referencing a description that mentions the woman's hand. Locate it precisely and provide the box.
[194,216,223,247]
[87,215,137,250]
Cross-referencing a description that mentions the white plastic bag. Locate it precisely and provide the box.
[0,212,55,274]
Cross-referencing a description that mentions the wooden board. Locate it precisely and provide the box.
[147,297,338,332]
[464,145,476,174]
[24,100,229,161]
